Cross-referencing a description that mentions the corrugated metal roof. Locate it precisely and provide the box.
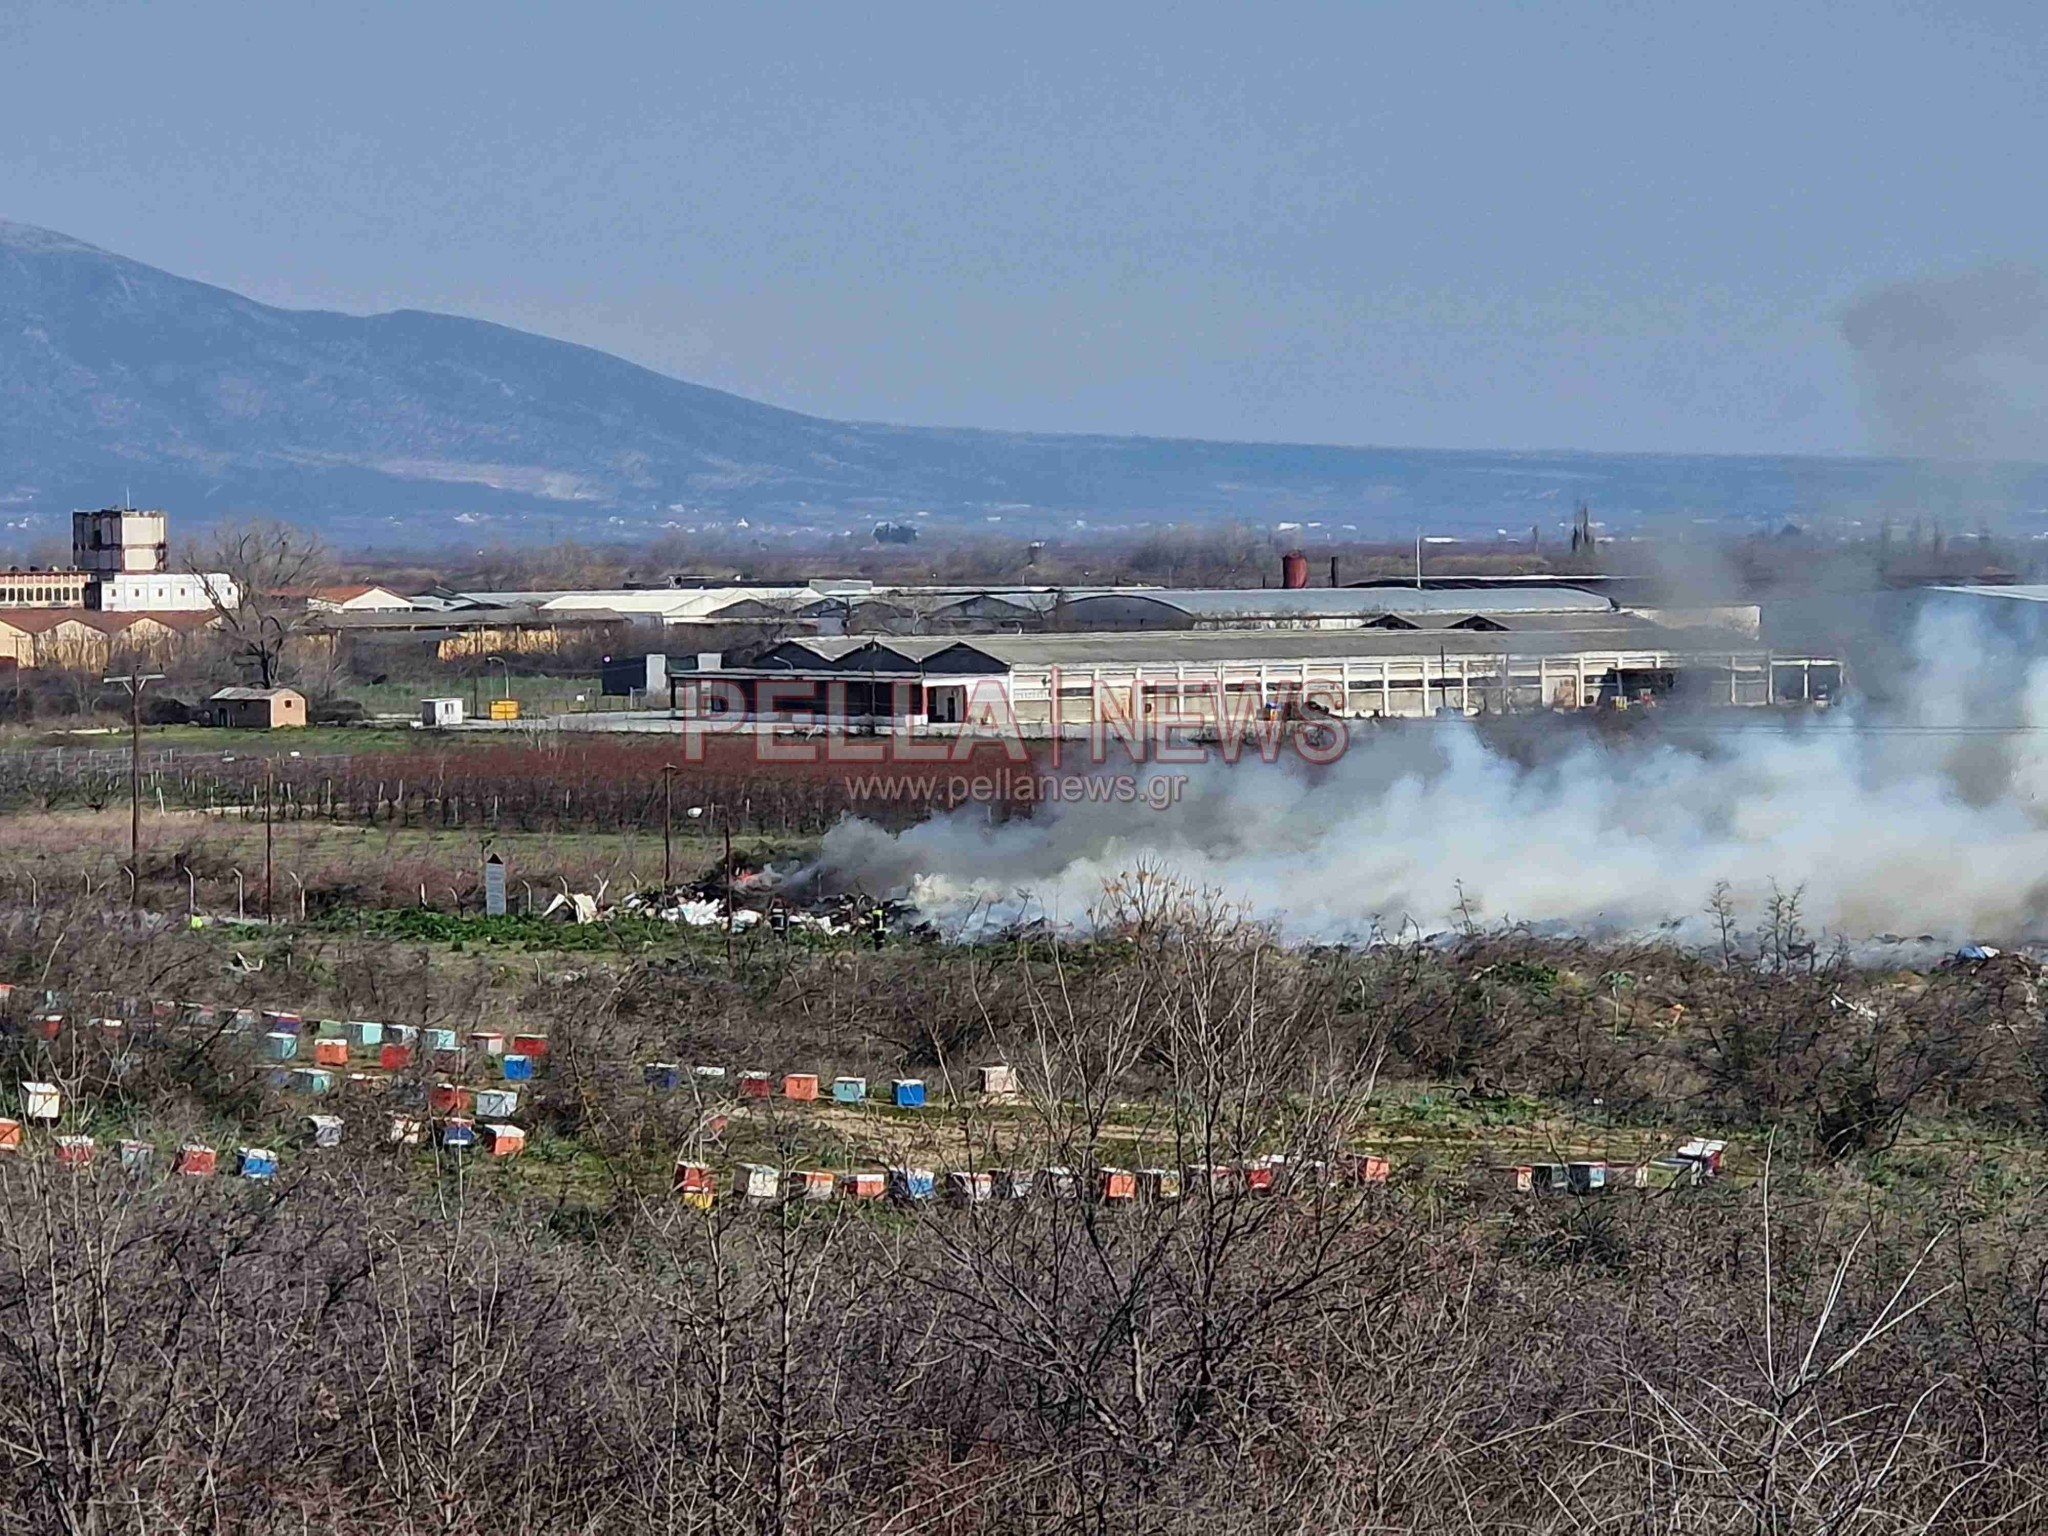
[1927,585,2048,604]
[1060,586,1612,620]
[209,687,301,701]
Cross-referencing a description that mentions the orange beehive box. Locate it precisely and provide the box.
[672,1159,715,1207]
[1348,1153,1391,1184]
[312,1039,350,1069]
[429,1083,473,1116]
[782,1073,819,1102]
[379,1042,413,1071]
[0,1120,21,1153]
[839,1170,885,1200]
[794,1169,837,1201]
[1096,1167,1137,1203]
[483,1123,525,1157]
[176,1144,217,1177]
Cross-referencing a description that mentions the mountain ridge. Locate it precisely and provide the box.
[2,218,2038,544]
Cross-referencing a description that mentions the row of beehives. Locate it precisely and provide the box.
[1489,1138,1729,1194]
[0,1093,529,1179]
[672,1150,1395,1209]
[641,1062,1018,1108]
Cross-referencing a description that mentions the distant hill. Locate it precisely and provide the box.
[1,218,2039,546]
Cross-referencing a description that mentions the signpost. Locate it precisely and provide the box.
[484,853,507,917]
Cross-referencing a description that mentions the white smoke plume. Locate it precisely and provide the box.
[815,607,2048,948]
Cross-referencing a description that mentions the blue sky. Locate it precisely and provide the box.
[1,0,2043,457]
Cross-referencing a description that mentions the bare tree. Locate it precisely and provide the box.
[197,518,330,688]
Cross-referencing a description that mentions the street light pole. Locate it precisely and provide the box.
[660,764,677,890]
[102,671,164,907]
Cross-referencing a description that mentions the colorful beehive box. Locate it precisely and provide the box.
[312,1039,350,1069]
[152,998,178,1023]
[386,1023,419,1047]
[1037,1166,1078,1199]
[1239,1162,1276,1196]
[379,1042,413,1071]
[55,1135,95,1169]
[263,1031,299,1062]
[304,1115,344,1149]
[483,1123,525,1157]
[642,1062,682,1092]
[840,1170,885,1200]
[237,1146,278,1180]
[692,1065,727,1083]
[31,1013,62,1041]
[978,1064,1019,1098]
[734,1162,781,1201]
[1096,1167,1137,1204]
[289,1067,333,1095]
[891,1078,926,1110]
[21,1081,59,1122]
[501,1054,535,1082]
[388,1116,425,1147]
[89,1017,122,1037]
[1499,1164,1534,1193]
[262,1011,301,1031]
[794,1169,837,1202]
[887,1166,936,1202]
[469,1031,505,1056]
[992,1168,1035,1200]
[1673,1138,1727,1179]
[422,1028,458,1053]
[1346,1153,1392,1184]
[431,1047,467,1074]
[229,1008,260,1032]
[1138,1167,1182,1202]
[439,1119,476,1150]
[1640,1157,1699,1190]
[188,1005,218,1030]
[429,1083,474,1116]
[314,1019,346,1040]
[176,1143,217,1176]
[782,1073,819,1102]
[1566,1161,1608,1195]
[511,1033,549,1059]
[737,1071,771,1100]
[346,1020,384,1048]
[0,1120,22,1153]
[475,1088,519,1119]
[119,1138,153,1173]
[672,1159,716,1199]
[830,1076,867,1104]
[946,1170,992,1205]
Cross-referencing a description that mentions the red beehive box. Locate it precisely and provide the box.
[782,1073,819,1102]
[33,1013,62,1040]
[483,1123,525,1157]
[1096,1167,1137,1203]
[1239,1163,1276,1195]
[839,1170,885,1200]
[431,1047,467,1073]
[429,1083,474,1116]
[0,1119,20,1153]
[737,1071,771,1100]
[511,1034,548,1058]
[313,1039,350,1069]
[794,1169,837,1202]
[54,1135,95,1169]
[673,1159,715,1195]
[1348,1153,1391,1184]
[380,1042,413,1071]
[176,1144,217,1177]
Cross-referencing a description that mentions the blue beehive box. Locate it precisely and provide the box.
[643,1062,682,1092]
[502,1053,535,1082]
[440,1118,476,1150]
[346,1020,384,1047]
[423,1028,458,1052]
[263,1030,299,1062]
[387,1023,419,1047]
[886,1165,936,1201]
[237,1146,277,1180]
[832,1076,867,1104]
[892,1078,926,1109]
[288,1067,333,1095]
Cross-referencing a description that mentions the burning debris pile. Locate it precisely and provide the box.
[599,863,928,941]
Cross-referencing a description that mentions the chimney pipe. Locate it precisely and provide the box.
[1329,556,1340,588]
[1281,551,1310,590]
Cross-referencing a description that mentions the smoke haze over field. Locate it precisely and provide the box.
[819,608,2048,947]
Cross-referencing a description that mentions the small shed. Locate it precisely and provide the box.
[207,686,307,730]
[420,697,465,727]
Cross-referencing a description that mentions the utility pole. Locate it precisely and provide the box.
[102,672,164,906]
[661,763,677,890]
[724,810,735,972]
[264,757,275,921]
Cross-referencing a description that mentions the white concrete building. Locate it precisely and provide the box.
[91,571,239,612]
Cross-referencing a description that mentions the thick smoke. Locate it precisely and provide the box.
[1842,265,2048,464]
[816,607,2048,948]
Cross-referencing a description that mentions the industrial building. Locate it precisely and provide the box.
[0,507,237,615]
[669,619,1841,729]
